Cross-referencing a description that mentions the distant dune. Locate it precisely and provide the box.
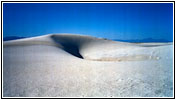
[114,38,172,43]
[3,36,26,41]
[3,34,173,97]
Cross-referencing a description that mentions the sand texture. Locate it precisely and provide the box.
[3,34,173,97]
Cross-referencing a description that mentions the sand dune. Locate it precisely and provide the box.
[4,34,171,61]
[3,34,173,97]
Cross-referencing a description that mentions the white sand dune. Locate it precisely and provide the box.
[3,34,173,97]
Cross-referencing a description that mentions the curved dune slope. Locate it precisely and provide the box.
[4,34,171,61]
[3,34,173,97]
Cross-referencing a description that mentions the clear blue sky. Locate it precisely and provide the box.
[3,3,173,40]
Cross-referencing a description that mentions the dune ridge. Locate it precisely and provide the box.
[3,34,173,97]
[3,34,170,61]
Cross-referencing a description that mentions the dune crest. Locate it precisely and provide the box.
[3,34,169,61]
[3,34,173,97]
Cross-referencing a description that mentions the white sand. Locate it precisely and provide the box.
[3,34,173,97]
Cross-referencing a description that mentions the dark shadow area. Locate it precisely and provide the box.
[61,43,83,59]
[51,36,84,59]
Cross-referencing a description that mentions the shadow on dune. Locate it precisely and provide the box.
[60,43,83,59]
[51,35,84,59]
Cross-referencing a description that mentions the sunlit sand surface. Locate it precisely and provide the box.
[3,34,173,97]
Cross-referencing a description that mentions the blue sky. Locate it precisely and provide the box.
[3,3,173,40]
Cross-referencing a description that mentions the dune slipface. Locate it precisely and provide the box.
[3,34,173,97]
